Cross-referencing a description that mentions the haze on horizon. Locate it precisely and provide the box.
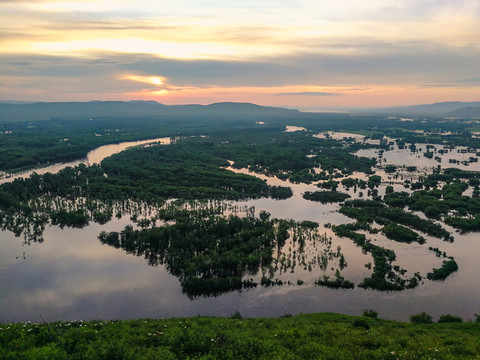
[1,0,479,108]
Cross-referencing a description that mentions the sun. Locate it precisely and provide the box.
[150,77,163,86]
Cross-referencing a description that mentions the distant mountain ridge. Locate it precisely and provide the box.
[0,100,35,104]
[2,100,480,122]
[364,101,480,116]
[447,106,480,117]
[0,101,299,122]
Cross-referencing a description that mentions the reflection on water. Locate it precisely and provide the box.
[86,137,171,165]
[285,125,306,132]
[1,135,480,323]
[0,137,171,185]
[2,171,479,323]
[2,214,479,322]
[357,142,480,172]
[315,131,365,142]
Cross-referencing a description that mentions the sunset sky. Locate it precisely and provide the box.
[1,0,479,108]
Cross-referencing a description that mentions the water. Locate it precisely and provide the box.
[1,135,479,323]
[285,125,306,132]
[357,142,480,172]
[2,221,477,322]
[0,137,171,185]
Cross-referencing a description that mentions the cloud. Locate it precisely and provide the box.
[423,78,480,87]
[2,41,479,89]
[2,0,479,58]
[1,0,479,104]
[275,92,337,96]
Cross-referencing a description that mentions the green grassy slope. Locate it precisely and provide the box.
[1,313,479,359]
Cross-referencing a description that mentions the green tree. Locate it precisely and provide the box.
[438,314,463,323]
[410,312,433,324]
[362,309,378,319]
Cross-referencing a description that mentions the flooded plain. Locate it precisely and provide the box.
[0,137,171,185]
[1,134,480,323]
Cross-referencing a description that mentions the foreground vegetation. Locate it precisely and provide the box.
[1,313,479,359]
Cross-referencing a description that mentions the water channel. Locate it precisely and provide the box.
[1,133,479,323]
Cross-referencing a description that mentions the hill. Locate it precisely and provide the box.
[447,106,480,117]
[0,101,299,122]
[362,101,480,116]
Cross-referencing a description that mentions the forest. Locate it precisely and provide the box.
[4,102,478,173]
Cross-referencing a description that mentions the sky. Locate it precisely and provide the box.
[1,0,479,108]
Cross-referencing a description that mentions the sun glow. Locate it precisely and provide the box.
[1,0,479,105]
[120,75,167,87]
[150,77,164,86]
[31,37,287,60]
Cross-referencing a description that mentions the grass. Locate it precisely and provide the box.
[1,313,479,359]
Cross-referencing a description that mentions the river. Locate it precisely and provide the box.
[1,134,479,323]
[0,137,172,185]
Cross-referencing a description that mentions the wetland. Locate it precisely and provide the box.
[1,112,480,323]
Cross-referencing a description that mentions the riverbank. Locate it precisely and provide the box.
[1,313,479,359]
[0,137,171,185]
